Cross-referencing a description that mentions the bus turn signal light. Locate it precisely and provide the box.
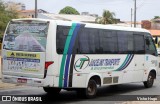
[45,61,54,70]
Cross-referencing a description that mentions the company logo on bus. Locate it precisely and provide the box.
[74,56,90,72]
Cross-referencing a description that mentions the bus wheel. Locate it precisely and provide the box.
[43,87,61,95]
[77,79,97,98]
[143,72,155,88]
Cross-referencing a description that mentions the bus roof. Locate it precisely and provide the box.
[12,18,150,33]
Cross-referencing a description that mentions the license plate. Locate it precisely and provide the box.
[17,78,27,83]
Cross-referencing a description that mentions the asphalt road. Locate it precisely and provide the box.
[0,76,160,104]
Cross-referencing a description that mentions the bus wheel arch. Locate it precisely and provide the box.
[150,69,156,79]
[86,75,101,98]
[77,74,101,98]
[86,75,102,98]
[89,75,101,87]
[86,74,102,87]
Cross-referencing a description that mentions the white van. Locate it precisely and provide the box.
[1,18,158,98]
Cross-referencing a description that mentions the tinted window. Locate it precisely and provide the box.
[128,34,134,52]
[99,30,117,54]
[56,26,70,54]
[88,29,99,53]
[117,31,128,53]
[79,29,90,54]
[145,35,157,55]
[78,28,99,54]
[134,33,145,54]
[56,26,152,55]
[117,31,134,54]
[148,37,156,51]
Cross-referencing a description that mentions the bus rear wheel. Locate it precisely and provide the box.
[43,87,61,95]
[77,79,97,98]
[143,72,155,88]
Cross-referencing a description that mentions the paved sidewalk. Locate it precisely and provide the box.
[0,80,21,90]
[122,101,160,104]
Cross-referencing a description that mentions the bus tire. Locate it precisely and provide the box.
[143,72,155,88]
[43,87,61,95]
[77,79,97,98]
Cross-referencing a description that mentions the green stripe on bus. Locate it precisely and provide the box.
[120,54,130,69]
[115,54,129,71]
[59,23,77,87]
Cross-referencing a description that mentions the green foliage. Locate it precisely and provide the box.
[0,0,18,36]
[59,6,80,15]
[154,16,160,19]
[96,10,116,24]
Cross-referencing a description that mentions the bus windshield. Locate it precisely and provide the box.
[3,20,49,52]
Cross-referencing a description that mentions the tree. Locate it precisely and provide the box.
[0,0,18,36]
[96,10,116,24]
[59,6,80,15]
[154,16,160,19]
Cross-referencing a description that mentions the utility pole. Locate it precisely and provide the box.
[131,8,133,27]
[35,0,37,18]
[134,0,136,27]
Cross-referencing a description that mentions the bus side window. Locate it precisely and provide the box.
[99,30,118,54]
[145,36,157,56]
[134,33,145,54]
[56,26,70,54]
[146,38,150,47]
[77,28,100,54]
[79,29,90,54]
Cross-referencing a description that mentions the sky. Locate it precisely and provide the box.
[4,0,160,21]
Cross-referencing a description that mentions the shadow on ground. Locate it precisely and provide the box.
[16,83,151,104]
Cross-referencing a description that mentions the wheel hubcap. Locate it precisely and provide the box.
[88,87,92,92]
[87,83,95,95]
[148,75,153,84]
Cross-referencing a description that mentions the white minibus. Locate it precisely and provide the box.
[1,18,158,98]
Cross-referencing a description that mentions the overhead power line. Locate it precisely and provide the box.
[137,0,148,10]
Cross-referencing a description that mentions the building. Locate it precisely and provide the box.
[81,12,98,18]
[81,12,89,16]
[38,13,97,23]
[141,19,160,30]
[141,20,151,29]
[151,19,160,30]
[89,14,98,18]
[37,9,48,13]
[5,2,25,11]
[18,10,35,18]
[141,19,160,52]
[148,30,160,37]
[113,21,141,28]
[18,9,48,18]
[141,19,160,38]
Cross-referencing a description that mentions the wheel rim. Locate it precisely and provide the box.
[148,75,153,85]
[87,82,96,95]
